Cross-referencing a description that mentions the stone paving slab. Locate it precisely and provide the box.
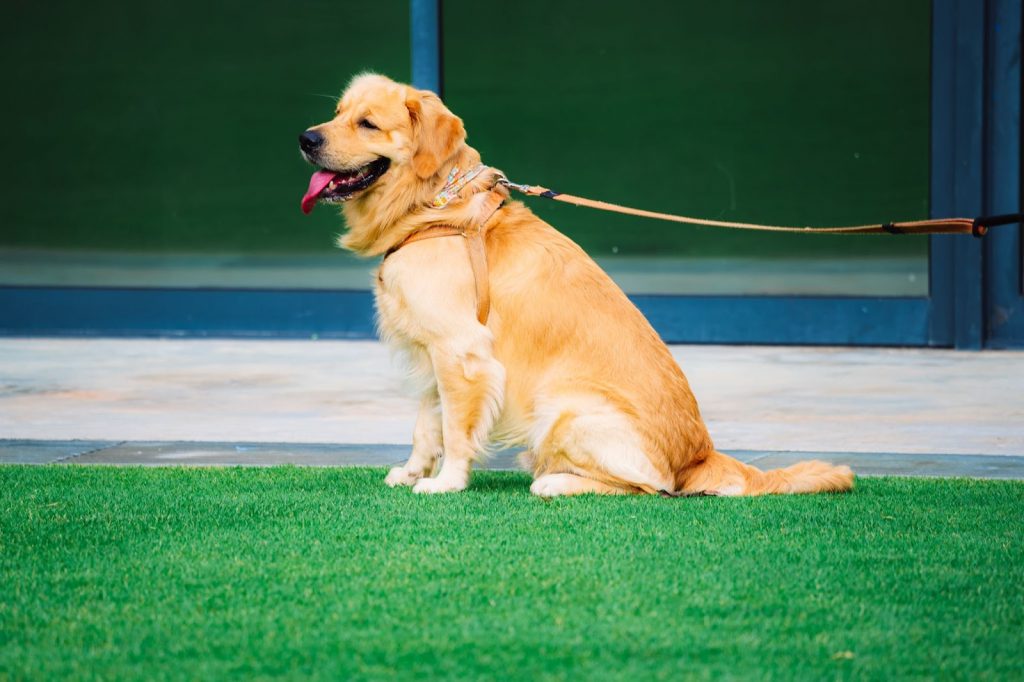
[0,439,116,464]
[0,440,518,470]
[2,440,1023,479]
[72,441,412,468]
[745,451,1024,480]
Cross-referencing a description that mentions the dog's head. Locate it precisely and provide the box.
[299,74,466,217]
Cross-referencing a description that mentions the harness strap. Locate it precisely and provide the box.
[383,191,505,325]
[499,179,1017,238]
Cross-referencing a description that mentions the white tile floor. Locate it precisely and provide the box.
[0,338,1021,457]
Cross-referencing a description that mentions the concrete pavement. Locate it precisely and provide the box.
[1,338,1022,477]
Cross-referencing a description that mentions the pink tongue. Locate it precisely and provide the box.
[301,170,341,215]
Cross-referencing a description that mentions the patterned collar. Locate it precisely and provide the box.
[431,163,487,208]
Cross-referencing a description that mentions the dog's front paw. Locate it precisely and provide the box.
[412,475,467,495]
[385,466,422,487]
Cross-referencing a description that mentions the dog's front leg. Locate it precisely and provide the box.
[412,337,505,494]
[385,391,442,487]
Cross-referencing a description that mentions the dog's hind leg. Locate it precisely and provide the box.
[386,390,443,487]
[530,396,675,496]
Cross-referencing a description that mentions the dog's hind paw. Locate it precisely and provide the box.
[530,473,620,497]
[385,466,422,487]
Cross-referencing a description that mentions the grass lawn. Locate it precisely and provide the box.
[1,467,1022,680]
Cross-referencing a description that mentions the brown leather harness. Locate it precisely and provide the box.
[382,190,505,325]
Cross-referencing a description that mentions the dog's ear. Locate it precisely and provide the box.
[406,89,466,179]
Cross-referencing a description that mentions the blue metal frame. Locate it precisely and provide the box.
[929,0,984,349]
[0,0,1019,348]
[983,0,1023,348]
[410,0,442,95]
[931,0,1023,349]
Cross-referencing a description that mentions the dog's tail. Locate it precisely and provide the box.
[680,450,854,496]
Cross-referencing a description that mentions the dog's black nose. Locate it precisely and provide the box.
[299,130,324,154]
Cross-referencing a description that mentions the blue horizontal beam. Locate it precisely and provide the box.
[0,287,935,346]
[635,294,932,346]
[0,287,376,339]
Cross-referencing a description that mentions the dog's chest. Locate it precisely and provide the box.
[374,241,478,343]
[374,262,422,343]
[374,266,402,334]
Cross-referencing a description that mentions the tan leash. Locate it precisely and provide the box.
[497,178,1022,238]
[381,166,1022,327]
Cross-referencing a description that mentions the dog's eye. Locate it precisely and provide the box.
[358,119,379,131]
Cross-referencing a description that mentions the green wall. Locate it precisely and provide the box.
[0,1,409,253]
[444,0,931,258]
[0,0,929,259]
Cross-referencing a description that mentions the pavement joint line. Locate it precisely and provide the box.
[50,440,126,464]
[1,440,1023,479]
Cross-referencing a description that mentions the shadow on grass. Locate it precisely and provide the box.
[469,470,532,494]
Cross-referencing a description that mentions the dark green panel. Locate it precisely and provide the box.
[0,0,409,252]
[443,0,931,258]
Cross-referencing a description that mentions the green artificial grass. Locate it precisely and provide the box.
[1,467,1022,680]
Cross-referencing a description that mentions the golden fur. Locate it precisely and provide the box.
[302,74,854,497]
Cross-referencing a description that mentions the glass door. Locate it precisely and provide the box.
[0,0,1018,347]
[437,0,943,345]
[444,0,931,300]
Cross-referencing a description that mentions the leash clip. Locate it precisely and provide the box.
[495,175,533,195]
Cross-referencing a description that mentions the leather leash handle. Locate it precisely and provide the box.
[974,213,1024,237]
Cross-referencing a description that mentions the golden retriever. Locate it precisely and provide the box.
[299,73,854,497]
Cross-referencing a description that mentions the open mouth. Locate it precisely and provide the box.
[300,157,391,214]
